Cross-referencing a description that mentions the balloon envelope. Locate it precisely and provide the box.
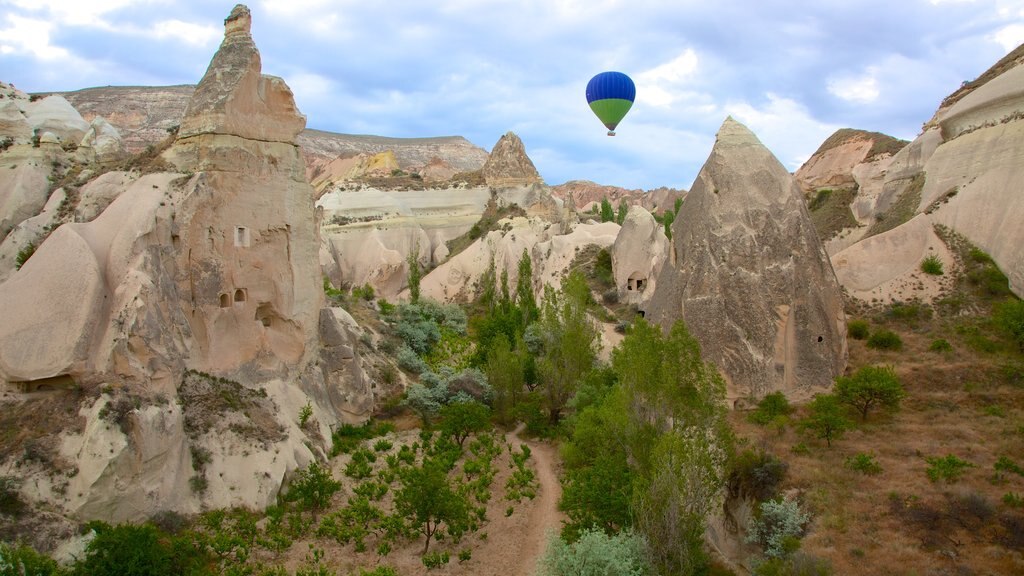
[586,71,635,135]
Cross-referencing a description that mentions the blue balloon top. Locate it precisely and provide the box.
[586,71,636,104]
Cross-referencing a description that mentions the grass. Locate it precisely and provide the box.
[807,186,858,242]
[865,173,924,239]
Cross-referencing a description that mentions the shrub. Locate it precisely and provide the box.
[747,497,810,559]
[928,338,952,352]
[845,453,882,475]
[15,243,36,270]
[0,542,62,576]
[69,521,206,576]
[396,345,428,374]
[422,551,449,569]
[287,461,342,513]
[994,456,1024,477]
[799,394,850,447]
[847,320,869,340]
[834,365,905,421]
[0,476,25,517]
[298,402,313,428]
[1003,493,1024,508]
[920,254,944,275]
[925,454,974,483]
[753,552,833,576]
[729,450,788,501]
[866,330,902,351]
[536,528,654,576]
[994,300,1024,352]
[749,392,793,425]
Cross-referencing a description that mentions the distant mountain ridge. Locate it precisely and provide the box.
[55,84,490,173]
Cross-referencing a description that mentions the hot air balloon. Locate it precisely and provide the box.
[586,71,635,136]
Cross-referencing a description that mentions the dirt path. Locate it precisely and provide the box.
[506,424,564,576]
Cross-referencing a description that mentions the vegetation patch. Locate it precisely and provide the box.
[807,186,858,243]
[865,173,924,239]
[179,370,286,446]
[444,197,527,261]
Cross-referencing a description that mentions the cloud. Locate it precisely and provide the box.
[636,50,700,108]
[150,19,219,47]
[0,14,70,60]
[725,94,840,170]
[991,23,1024,51]
[5,0,144,27]
[827,67,881,103]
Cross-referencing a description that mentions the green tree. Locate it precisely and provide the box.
[486,334,525,425]
[0,543,63,576]
[799,394,850,447]
[439,401,491,449]
[70,522,206,576]
[662,210,674,240]
[674,197,683,214]
[536,271,598,423]
[396,459,470,554]
[616,199,629,225]
[600,198,614,223]
[516,249,538,326]
[287,461,342,515]
[834,365,905,421]
[407,243,422,303]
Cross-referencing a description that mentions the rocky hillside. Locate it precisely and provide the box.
[552,179,685,214]
[56,86,489,173]
[797,44,1024,301]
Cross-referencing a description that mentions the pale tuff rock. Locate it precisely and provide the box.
[831,214,955,304]
[552,180,686,214]
[26,96,91,145]
[533,221,619,293]
[483,131,543,188]
[77,117,126,165]
[611,206,668,307]
[646,118,847,405]
[794,137,873,195]
[178,4,305,142]
[0,4,371,521]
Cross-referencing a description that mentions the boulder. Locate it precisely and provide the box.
[77,117,126,165]
[25,96,91,144]
[646,118,847,405]
[611,206,669,307]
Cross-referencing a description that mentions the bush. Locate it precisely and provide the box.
[994,456,1024,477]
[866,330,902,351]
[422,551,449,569]
[749,392,793,425]
[920,254,944,275]
[746,497,810,559]
[799,394,850,447]
[994,300,1024,352]
[15,243,36,270]
[0,476,25,517]
[929,338,953,352]
[0,542,62,576]
[846,320,869,340]
[1003,493,1024,508]
[753,552,833,576]
[396,345,428,374]
[845,453,882,475]
[834,365,905,421]
[70,521,199,576]
[536,528,654,576]
[287,461,342,513]
[925,454,974,483]
[729,450,788,501]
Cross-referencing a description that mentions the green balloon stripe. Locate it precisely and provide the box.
[589,98,634,130]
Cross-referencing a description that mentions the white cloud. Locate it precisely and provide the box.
[827,67,881,103]
[991,23,1024,51]
[635,49,699,108]
[0,14,69,60]
[6,0,146,27]
[151,19,219,47]
[725,94,840,171]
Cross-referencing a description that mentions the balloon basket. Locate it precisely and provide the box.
[607,130,616,136]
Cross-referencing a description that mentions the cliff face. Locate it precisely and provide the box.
[803,47,1024,301]
[647,118,847,405]
[0,4,371,524]
[552,180,686,215]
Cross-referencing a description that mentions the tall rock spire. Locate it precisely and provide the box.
[646,117,847,405]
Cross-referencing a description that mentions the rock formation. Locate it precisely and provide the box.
[611,206,669,307]
[0,4,371,522]
[816,46,1024,300]
[646,117,847,405]
[482,131,543,188]
[552,180,686,215]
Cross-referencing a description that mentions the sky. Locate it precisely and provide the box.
[1,1,1022,190]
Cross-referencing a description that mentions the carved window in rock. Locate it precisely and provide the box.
[219,293,231,308]
[627,276,647,292]
[234,289,247,304]
[234,226,250,248]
